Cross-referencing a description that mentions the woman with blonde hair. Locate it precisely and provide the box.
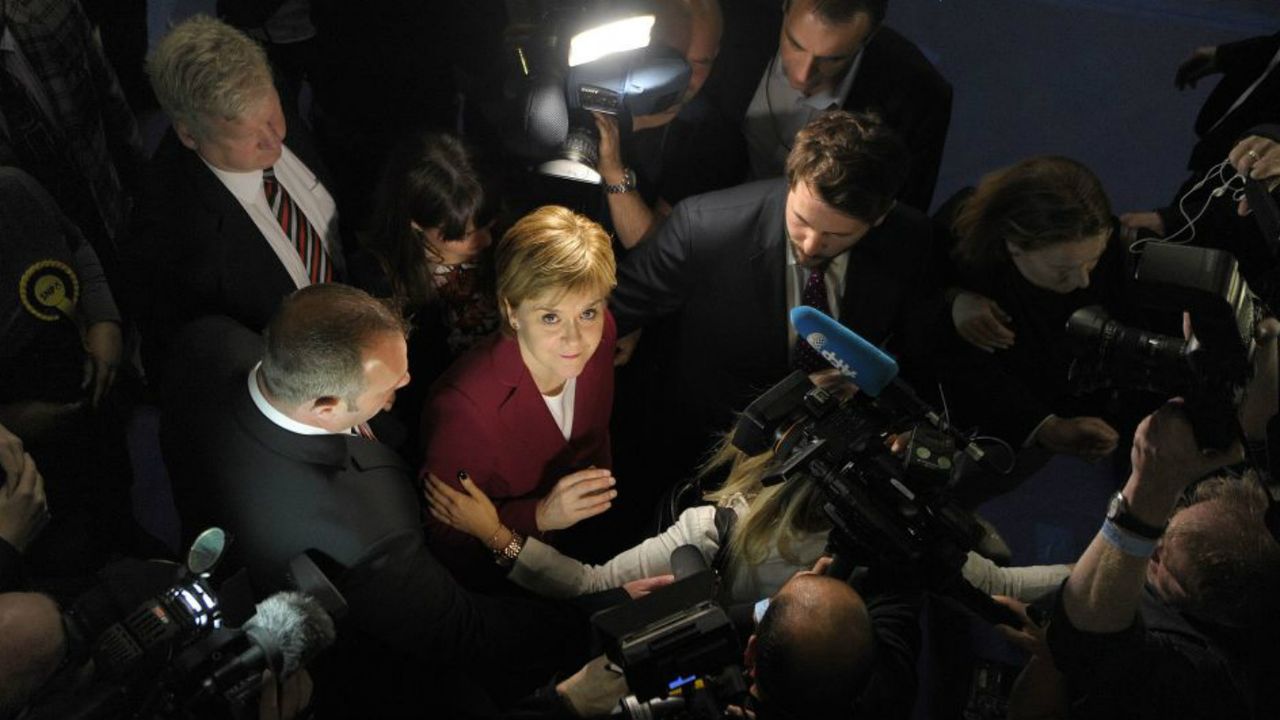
[427,433,1070,604]
[419,205,618,587]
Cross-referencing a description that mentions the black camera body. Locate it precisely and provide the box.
[28,535,339,720]
[501,0,691,182]
[1067,243,1260,450]
[731,372,1018,627]
[592,546,748,719]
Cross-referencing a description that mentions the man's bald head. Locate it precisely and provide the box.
[751,573,874,719]
[0,593,66,717]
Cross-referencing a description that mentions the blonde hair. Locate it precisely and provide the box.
[495,206,617,332]
[701,437,831,583]
[147,15,274,140]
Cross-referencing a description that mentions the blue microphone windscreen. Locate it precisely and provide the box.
[789,306,898,396]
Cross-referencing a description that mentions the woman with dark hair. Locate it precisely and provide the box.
[351,133,502,445]
[926,156,1153,465]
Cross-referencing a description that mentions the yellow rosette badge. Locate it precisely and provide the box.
[19,259,79,321]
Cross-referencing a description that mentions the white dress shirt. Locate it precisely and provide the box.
[203,145,342,289]
[743,48,864,179]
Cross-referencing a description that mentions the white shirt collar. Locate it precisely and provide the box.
[247,362,335,436]
[203,161,266,206]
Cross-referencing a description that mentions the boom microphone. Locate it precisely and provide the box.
[197,592,336,710]
[789,307,987,462]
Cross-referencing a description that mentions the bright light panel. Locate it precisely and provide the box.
[568,15,654,67]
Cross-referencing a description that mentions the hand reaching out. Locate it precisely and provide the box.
[0,449,49,552]
[536,468,616,532]
[83,321,122,408]
[951,291,1015,352]
[424,472,501,545]
[1035,416,1119,461]
[1174,45,1218,90]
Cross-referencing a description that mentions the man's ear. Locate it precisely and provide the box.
[304,396,341,424]
[174,120,200,151]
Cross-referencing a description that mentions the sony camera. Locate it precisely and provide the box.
[501,0,691,183]
[592,546,748,719]
[1066,242,1262,451]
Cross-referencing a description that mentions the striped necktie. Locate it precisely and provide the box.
[263,166,332,283]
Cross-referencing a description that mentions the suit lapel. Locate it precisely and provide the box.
[491,335,568,458]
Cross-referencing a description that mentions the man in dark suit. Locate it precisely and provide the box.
[126,16,344,379]
[611,110,933,484]
[1120,32,1280,302]
[703,0,951,211]
[161,284,605,717]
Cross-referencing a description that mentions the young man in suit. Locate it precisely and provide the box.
[610,109,933,486]
[126,15,343,379]
[705,0,952,211]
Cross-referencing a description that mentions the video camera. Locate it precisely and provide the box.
[728,308,1020,628]
[500,0,691,183]
[26,529,339,720]
[1066,242,1263,451]
[592,546,748,719]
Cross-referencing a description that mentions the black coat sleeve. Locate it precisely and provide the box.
[610,200,698,337]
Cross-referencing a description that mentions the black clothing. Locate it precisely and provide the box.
[125,118,341,382]
[610,178,933,484]
[923,189,1151,448]
[1158,33,1280,303]
[626,93,749,210]
[0,538,22,592]
[1048,585,1275,719]
[1187,33,1280,182]
[702,0,953,211]
[161,317,598,717]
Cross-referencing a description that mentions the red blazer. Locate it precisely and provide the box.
[419,311,616,574]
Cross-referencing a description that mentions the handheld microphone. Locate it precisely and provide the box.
[791,306,898,395]
[789,307,987,463]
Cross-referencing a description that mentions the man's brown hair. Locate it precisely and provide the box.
[785,110,908,223]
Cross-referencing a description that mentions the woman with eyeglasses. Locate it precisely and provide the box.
[351,133,503,450]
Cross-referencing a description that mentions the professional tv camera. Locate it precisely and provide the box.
[592,546,748,719]
[729,308,1019,628]
[1066,242,1263,451]
[25,529,338,720]
[500,0,691,183]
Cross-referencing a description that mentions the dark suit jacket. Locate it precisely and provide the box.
[1188,32,1280,176]
[420,314,616,583]
[161,317,594,717]
[611,179,933,455]
[703,1,953,211]
[126,123,341,380]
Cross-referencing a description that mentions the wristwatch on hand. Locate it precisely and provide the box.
[1106,491,1166,540]
[602,168,637,195]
